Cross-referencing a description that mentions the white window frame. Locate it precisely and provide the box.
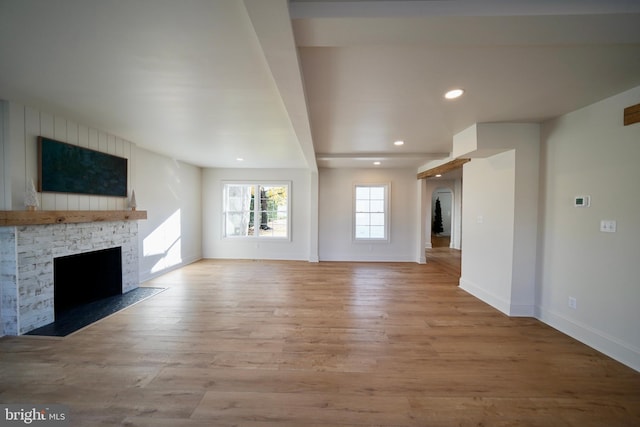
[222,181,291,241]
[353,183,390,242]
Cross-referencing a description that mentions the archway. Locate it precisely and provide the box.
[416,159,467,263]
[431,188,453,247]
[423,175,462,250]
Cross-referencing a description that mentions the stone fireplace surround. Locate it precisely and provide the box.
[0,220,140,335]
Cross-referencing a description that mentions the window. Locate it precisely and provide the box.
[223,182,290,239]
[354,184,389,241]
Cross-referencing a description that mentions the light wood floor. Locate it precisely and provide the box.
[1,257,639,426]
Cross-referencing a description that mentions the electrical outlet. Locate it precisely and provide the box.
[568,296,577,309]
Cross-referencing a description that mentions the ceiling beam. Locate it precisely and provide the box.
[417,158,470,180]
[624,103,640,126]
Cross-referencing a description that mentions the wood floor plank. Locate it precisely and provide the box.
[1,257,639,426]
[191,391,413,426]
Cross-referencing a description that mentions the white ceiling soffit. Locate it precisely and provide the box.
[290,0,640,169]
[0,0,311,169]
[289,0,640,19]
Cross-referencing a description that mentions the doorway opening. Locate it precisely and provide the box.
[431,188,453,248]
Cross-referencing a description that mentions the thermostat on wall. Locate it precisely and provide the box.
[574,195,590,207]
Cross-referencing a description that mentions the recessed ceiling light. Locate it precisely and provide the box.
[393,140,404,146]
[373,161,381,166]
[444,88,464,99]
[236,157,244,162]
[435,174,442,177]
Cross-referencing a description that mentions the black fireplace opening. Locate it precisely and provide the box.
[54,247,123,316]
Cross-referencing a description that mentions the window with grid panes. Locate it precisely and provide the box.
[354,184,389,241]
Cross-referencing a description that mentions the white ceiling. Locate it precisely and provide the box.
[1,0,640,170]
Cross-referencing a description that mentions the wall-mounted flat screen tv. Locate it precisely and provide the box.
[37,136,128,197]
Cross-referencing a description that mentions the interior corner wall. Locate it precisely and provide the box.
[308,171,320,262]
[459,151,516,314]
[135,146,203,282]
[510,125,540,315]
[537,85,640,371]
[202,167,311,261]
[318,167,418,262]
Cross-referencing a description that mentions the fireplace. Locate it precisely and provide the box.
[54,247,123,316]
[0,219,141,335]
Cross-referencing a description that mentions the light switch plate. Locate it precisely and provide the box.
[600,220,617,233]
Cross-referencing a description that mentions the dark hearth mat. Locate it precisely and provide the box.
[25,287,166,337]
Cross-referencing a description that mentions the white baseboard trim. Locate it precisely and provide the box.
[459,277,511,316]
[459,278,639,371]
[140,255,202,283]
[319,252,415,262]
[536,305,640,373]
[509,304,536,317]
[459,277,535,317]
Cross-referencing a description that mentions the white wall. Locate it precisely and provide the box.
[537,86,640,371]
[0,101,203,284]
[202,168,312,260]
[319,168,418,262]
[136,147,202,282]
[460,151,516,313]
[457,123,540,316]
[511,126,540,314]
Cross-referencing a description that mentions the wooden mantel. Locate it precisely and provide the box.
[0,210,147,226]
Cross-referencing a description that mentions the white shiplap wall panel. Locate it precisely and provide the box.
[39,112,56,210]
[24,107,41,210]
[8,103,25,210]
[78,124,89,148]
[88,128,99,210]
[53,115,68,210]
[126,141,135,208]
[107,134,116,210]
[116,136,130,210]
[77,124,91,210]
[66,120,80,210]
[98,131,109,210]
[8,103,135,211]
